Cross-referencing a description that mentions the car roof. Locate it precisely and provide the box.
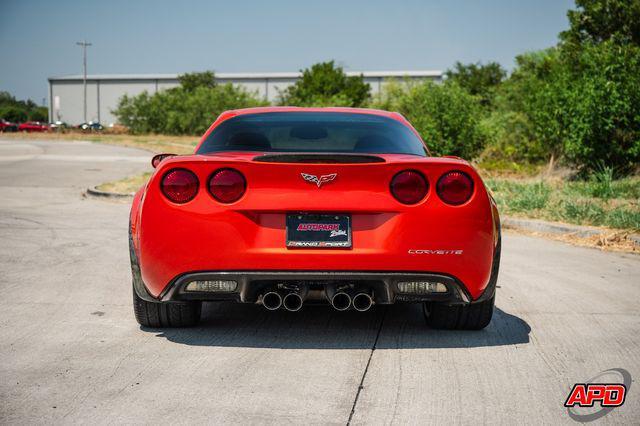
[218,106,404,121]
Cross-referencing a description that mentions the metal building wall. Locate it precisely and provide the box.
[49,72,441,126]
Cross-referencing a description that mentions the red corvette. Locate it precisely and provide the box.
[18,121,49,132]
[130,107,501,329]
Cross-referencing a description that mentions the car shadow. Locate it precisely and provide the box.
[148,302,530,350]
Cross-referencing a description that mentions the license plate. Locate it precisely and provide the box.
[286,213,351,248]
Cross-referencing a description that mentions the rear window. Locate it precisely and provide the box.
[197,112,427,156]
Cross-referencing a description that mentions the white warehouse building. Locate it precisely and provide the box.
[48,70,442,126]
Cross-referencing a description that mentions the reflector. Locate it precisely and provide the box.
[397,281,447,294]
[185,280,237,292]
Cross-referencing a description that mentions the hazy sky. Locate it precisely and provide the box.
[1,0,573,103]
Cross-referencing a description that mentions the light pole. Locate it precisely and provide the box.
[76,40,92,123]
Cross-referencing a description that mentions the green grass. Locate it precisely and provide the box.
[485,176,640,231]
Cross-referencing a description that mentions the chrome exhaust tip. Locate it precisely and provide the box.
[262,291,282,311]
[352,293,373,312]
[283,292,303,312]
[331,292,352,311]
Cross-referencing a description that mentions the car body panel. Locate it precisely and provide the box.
[131,107,499,304]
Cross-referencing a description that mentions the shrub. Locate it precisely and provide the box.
[375,81,486,158]
[278,61,370,107]
[0,91,48,122]
[444,61,506,107]
[478,111,546,164]
[114,72,267,135]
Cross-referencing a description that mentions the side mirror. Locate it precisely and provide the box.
[151,153,176,168]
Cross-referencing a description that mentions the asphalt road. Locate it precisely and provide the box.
[1,138,638,424]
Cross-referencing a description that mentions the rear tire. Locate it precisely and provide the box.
[133,289,201,328]
[424,231,500,330]
[423,296,494,330]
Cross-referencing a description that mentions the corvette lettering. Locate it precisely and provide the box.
[408,249,464,255]
[301,173,337,188]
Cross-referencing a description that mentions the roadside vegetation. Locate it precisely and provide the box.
[486,175,640,231]
[0,91,48,122]
[3,0,638,233]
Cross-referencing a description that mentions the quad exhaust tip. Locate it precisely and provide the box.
[283,292,304,312]
[331,292,352,311]
[262,291,282,311]
[352,293,374,312]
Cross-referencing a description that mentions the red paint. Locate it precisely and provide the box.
[18,121,49,132]
[131,108,500,300]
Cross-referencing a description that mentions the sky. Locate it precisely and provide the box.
[0,0,574,103]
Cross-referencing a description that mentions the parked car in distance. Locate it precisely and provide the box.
[0,119,19,132]
[79,121,104,131]
[18,121,49,132]
[50,121,69,131]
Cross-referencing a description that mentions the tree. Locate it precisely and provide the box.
[376,81,485,158]
[114,72,267,135]
[444,61,506,106]
[0,91,48,122]
[278,61,370,107]
[560,0,640,48]
[178,71,217,92]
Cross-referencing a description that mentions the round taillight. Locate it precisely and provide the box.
[390,170,428,205]
[161,169,199,203]
[208,168,246,203]
[436,171,474,205]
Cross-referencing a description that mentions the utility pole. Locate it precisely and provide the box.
[76,40,92,123]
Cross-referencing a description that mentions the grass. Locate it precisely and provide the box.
[485,176,640,231]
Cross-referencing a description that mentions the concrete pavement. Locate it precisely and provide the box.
[1,138,638,424]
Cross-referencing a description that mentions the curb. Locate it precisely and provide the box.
[86,186,134,199]
[502,217,640,245]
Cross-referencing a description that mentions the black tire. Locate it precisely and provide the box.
[133,288,201,327]
[424,231,501,330]
[423,295,495,330]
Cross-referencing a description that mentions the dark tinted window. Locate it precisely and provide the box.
[197,112,427,156]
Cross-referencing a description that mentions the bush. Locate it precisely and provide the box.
[114,72,267,135]
[560,41,640,173]
[478,111,545,164]
[278,61,370,107]
[374,81,486,158]
[0,91,48,122]
[444,61,506,107]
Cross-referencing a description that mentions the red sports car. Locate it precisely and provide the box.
[18,121,49,132]
[130,107,501,329]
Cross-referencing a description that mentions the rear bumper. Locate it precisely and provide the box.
[133,269,497,306]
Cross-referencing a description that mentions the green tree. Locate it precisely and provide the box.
[278,61,370,107]
[178,71,217,92]
[444,61,506,106]
[375,81,485,158]
[0,91,48,122]
[560,0,640,48]
[114,72,267,135]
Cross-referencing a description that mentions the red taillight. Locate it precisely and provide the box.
[390,170,428,205]
[208,168,246,203]
[436,171,474,205]
[161,169,199,203]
